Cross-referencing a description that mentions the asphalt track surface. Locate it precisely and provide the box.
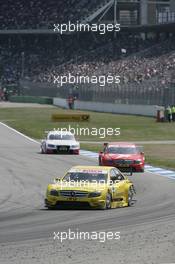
[0,123,175,264]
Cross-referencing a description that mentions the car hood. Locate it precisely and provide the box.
[46,140,79,146]
[105,153,142,160]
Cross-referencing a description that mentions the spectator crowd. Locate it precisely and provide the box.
[0,0,109,29]
[0,0,175,105]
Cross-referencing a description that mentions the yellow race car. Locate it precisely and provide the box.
[45,166,136,210]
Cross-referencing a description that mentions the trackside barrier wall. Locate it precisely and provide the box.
[53,98,158,117]
[9,96,53,104]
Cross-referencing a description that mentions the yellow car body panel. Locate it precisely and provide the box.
[45,166,135,209]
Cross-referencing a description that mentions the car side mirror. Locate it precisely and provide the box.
[140,151,144,155]
[99,151,103,154]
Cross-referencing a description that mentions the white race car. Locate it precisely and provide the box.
[40,130,80,154]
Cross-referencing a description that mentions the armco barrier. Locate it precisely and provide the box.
[9,96,53,105]
[53,97,158,117]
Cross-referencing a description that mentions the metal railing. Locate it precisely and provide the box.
[20,72,175,106]
[55,75,175,106]
[157,12,175,24]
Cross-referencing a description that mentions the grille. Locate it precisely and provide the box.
[60,190,88,198]
[57,146,70,152]
[56,201,90,207]
[115,159,133,164]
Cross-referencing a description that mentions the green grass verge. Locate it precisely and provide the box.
[0,107,175,141]
[0,106,175,169]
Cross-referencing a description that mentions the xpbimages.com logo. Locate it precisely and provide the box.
[53,229,120,243]
[53,73,120,87]
[53,21,120,35]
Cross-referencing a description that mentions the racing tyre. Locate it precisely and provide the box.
[99,157,102,166]
[47,206,55,210]
[41,147,44,154]
[128,187,134,207]
[101,193,112,210]
[43,143,48,154]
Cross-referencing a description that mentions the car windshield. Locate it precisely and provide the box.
[48,134,74,140]
[63,172,108,183]
[107,147,138,154]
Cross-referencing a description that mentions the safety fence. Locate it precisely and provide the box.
[20,77,175,106]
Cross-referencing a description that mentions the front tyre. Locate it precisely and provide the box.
[101,193,112,209]
[47,206,56,210]
[41,147,45,154]
[140,167,144,173]
[43,143,48,154]
[127,187,134,206]
[99,157,102,166]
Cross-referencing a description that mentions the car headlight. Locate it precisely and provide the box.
[88,191,101,198]
[71,145,79,148]
[50,189,59,196]
[48,144,55,148]
[134,159,142,164]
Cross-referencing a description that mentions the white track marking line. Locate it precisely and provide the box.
[0,122,39,144]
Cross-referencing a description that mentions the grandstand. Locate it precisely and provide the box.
[0,0,175,105]
[0,0,175,29]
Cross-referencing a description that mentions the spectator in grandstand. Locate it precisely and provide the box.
[0,0,106,30]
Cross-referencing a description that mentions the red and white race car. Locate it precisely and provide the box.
[99,142,145,172]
